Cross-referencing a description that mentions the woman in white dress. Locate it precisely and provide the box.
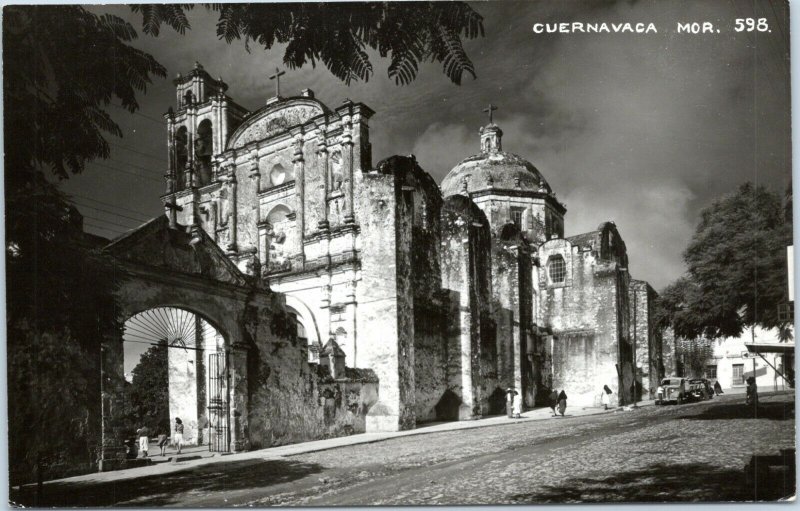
[173,417,184,454]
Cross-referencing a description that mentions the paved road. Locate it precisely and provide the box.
[12,392,795,506]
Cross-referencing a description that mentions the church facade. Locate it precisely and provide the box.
[161,63,661,434]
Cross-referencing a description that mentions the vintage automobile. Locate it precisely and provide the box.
[687,378,713,401]
[656,377,687,405]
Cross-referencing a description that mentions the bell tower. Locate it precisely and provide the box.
[163,62,248,227]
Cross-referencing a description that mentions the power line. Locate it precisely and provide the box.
[82,221,125,237]
[73,202,151,223]
[110,103,168,126]
[106,155,164,176]
[87,161,163,183]
[82,213,141,230]
[68,193,159,217]
[108,140,167,163]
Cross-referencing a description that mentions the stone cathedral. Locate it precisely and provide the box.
[157,62,662,438]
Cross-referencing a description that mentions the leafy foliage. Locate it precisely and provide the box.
[4,5,165,481]
[131,3,485,85]
[655,183,792,340]
[677,337,715,378]
[127,342,171,434]
[4,6,166,181]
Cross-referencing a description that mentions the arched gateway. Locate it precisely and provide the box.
[124,307,229,451]
[98,216,379,471]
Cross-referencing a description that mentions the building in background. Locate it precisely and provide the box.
[706,326,794,391]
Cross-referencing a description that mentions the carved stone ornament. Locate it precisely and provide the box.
[230,104,323,149]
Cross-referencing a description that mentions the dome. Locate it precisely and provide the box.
[440,123,552,197]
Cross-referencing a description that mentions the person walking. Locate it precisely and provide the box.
[601,385,612,410]
[173,417,184,454]
[548,389,559,417]
[136,425,150,458]
[557,390,568,416]
[714,380,723,396]
[157,429,169,456]
[505,387,518,419]
[512,389,522,419]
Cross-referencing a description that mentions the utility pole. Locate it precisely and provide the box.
[99,342,105,472]
[632,287,638,407]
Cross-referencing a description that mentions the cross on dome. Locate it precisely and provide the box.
[483,103,498,124]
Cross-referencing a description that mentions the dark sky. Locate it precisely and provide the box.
[62,0,790,294]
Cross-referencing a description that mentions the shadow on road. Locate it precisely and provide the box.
[509,460,795,503]
[680,400,794,421]
[10,457,324,507]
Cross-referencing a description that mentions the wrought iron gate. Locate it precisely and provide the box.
[208,352,230,452]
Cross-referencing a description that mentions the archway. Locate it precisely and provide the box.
[283,295,322,362]
[122,306,231,454]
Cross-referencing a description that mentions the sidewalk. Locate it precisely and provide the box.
[36,399,656,488]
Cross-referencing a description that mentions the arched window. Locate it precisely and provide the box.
[195,120,213,186]
[548,254,566,284]
[265,205,293,273]
[175,126,188,189]
[267,204,292,225]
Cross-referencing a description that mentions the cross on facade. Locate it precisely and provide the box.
[483,103,498,124]
[269,67,286,97]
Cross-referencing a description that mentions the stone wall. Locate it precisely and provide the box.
[629,280,663,398]
[245,296,381,447]
[355,158,413,432]
[490,225,535,410]
[538,228,634,407]
[167,341,201,445]
[440,195,495,419]
[407,162,448,423]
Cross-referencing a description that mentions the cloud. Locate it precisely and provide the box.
[410,123,475,181]
[75,3,789,293]
[406,0,788,290]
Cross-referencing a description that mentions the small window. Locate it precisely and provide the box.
[270,164,287,186]
[511,207,524,229]
[548,255,566,284]
[732,364,744,385]
[706,365,717,379]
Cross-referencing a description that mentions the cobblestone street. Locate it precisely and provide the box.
[13,392,795,506]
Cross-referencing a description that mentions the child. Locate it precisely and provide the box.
[157,429,169,456]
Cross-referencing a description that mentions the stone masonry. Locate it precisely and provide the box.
[134,63,663,446]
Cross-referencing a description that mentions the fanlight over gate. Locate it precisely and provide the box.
[123,307,230,452]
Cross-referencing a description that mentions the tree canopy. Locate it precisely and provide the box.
[131,3,484,85]
[655,182,792,340]
[127,342,170,434]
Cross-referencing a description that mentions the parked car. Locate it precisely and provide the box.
[657,377,687,405]
[687,378,713,401]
